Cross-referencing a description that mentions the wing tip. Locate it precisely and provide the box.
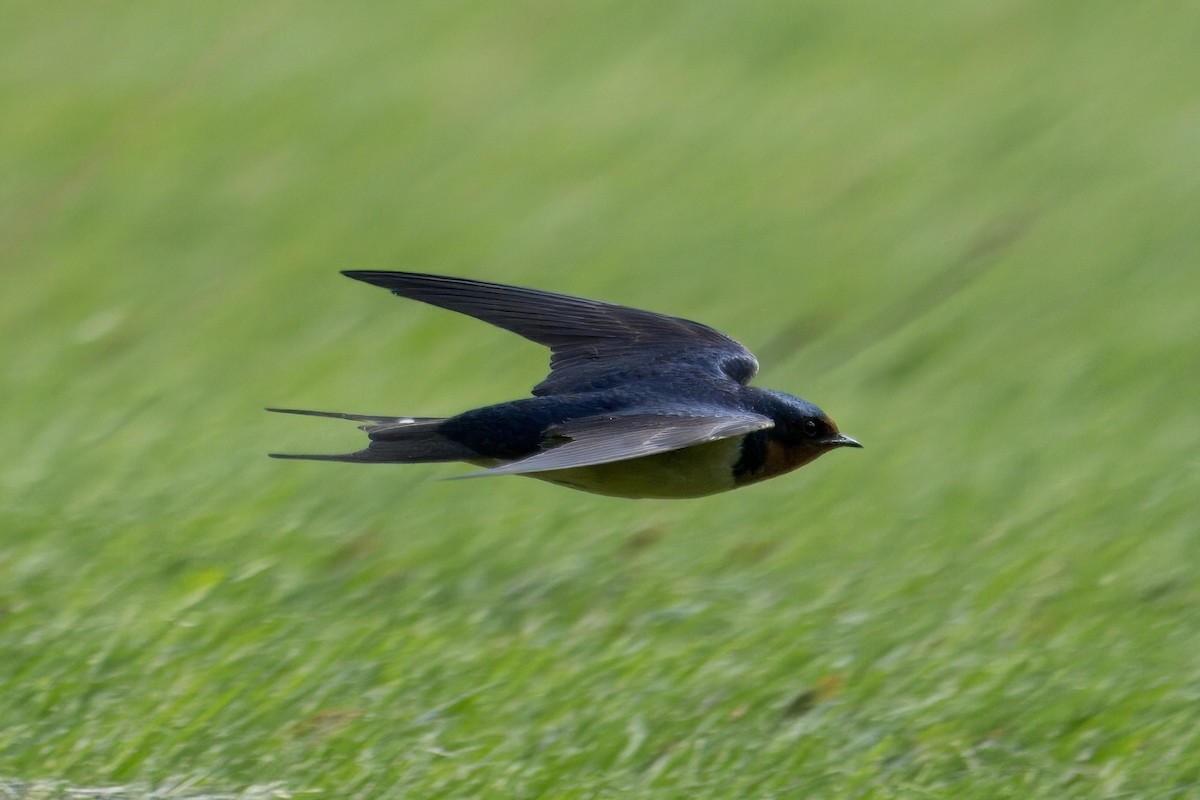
[342,269,435,289]
[341,270,402,292]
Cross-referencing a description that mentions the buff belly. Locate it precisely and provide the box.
[525,437,745,499]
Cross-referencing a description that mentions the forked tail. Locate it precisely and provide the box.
[266,408,478,463]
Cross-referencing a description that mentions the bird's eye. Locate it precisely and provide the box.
[803,419,821,438]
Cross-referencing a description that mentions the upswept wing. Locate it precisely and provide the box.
[455,411,773,478]
[342,271,759,395]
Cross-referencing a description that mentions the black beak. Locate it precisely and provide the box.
[825,433,863,449]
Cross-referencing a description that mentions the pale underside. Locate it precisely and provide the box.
[467,436,747,499]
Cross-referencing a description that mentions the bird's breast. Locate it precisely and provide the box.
[733,434,827,487]
[531,437,744,499]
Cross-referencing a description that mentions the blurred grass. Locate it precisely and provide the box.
[2,1,1199,797]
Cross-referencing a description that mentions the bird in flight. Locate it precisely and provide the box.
[269,272,861,498]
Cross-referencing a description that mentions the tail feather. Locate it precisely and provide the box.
[269,451,379,462]
[267,408,477,463]
[266,407,440,431]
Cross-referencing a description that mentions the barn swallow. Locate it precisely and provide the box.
[269,272,861,498]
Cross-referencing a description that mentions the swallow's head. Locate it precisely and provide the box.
[772,394,861,451]
[735,391,861,485]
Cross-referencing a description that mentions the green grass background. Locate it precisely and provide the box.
[2,2,1199,797]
